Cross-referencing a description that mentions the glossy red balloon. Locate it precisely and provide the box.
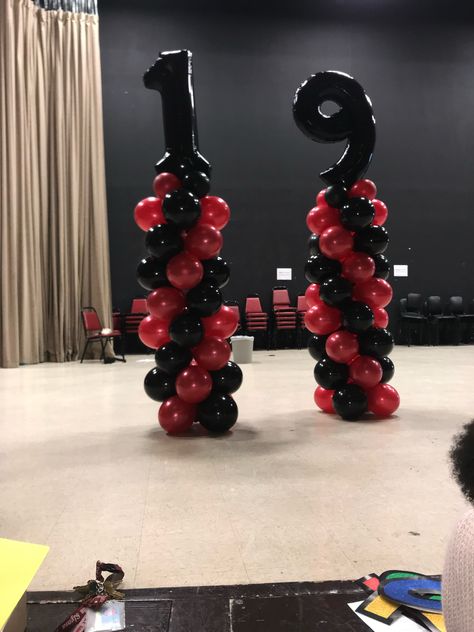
[372,199,388,226]
[202,306,239,339]
[349,355,383,389]
[193,337,231,371]
[353,278,393,309]
[134,197,165,231]
[166,252,203,290]
[374,307,389,328]
[305,283,321,308]
[319,226,354,260]
[199,196,231,230]
[138,315,170,349]
[185,223,223,260]
[306,206,341,235]
[147,287,186,321]
[153,172,181,198]
[342,252,375,283]
[348,179,377,200]
[304,302,341,335]
[314,386,335,413]
[367,383,400,416]
[158,396,196,433]
[325,330,359,364]
[176,365,212,404]
[316,189,328,207]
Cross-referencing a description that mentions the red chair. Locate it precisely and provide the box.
[296,295,308,348]
[80,307,125,363]
[272,286,297,348]
[245,295,270,349]
[124,298,148,335]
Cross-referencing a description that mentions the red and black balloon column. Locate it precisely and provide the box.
[134,50,241,434]
[293,71,400,421]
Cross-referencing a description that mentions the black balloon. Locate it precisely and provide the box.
[187,282,222,317]
[211,361,243,394]
[378,356,395,383]
[137,257,169,290]
[163,189,201,228]
[182,171,210,198]
[324,184,347,208]
[308,334,328,361]
[155,341,192,374]
[343,301,374,333]
[198,393,238,433]
[319,276,352,307]
[373,253,390,280]
[333,384,368,420]
[308,234,320,256]
[314,356,349,390]
[144,367,176,402]
[202,256,230,289]
[305,255,342,284]
[359,327,394,358]
[145,224,183,261]
[354,225,389,256]
[169,311,203,347]
[340,197,375,230]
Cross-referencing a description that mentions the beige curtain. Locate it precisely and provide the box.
[0,0,112,367]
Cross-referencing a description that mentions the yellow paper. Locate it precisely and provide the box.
[363,594,399,619]
[0,538,49,630]
[422,611,446,632]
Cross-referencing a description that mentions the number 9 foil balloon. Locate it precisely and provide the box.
[134,50,241,434]
[293,71,399,421]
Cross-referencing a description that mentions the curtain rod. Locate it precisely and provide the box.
[31,0,98,14]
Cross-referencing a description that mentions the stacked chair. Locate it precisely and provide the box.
[271,286,297,348]
[245,295,270,349]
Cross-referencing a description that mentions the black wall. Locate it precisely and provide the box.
[100,0,474,318]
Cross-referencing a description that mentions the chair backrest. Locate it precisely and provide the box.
[426,296,442,316]
[131,298,147,313]
[112,312,121,331]
[273,287,291,308]
[399,298,407,314]
[406,293,422,313]
[448,296,464,315]
[297,295,307,311]
[81,307,102,333]
[246,296,263,313]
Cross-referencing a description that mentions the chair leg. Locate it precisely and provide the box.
[99,338,106,361]
[80,339,90,363]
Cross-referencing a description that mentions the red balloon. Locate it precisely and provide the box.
[354,278,393,309]
[185,223,223,259]
[199,196,230,230]
[325,330,359,364]
[314,386,335,413]
[304,302,341,335]
[193,337,231,371]
[138,315,170,349]
[372,199,388,226]
[349,356,383,389]
[166,252,203,290]
[153,172,181,198]
[176,365,212,404]
[374,307,389,328]
[147,287,186,321]
[367,384,400,417]
[305,283,320,308]
[316,189,328,207]
[348,179,377,200]
[319,226,354,260]
[202,306,238,339]
[158,396,196,433]
[134,197,165,231]
[306,206,341,235]
[342,252,375,283]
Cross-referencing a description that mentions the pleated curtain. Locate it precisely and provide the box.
[0,0,112,367]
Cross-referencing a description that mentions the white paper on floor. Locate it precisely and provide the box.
[348,602,426,631]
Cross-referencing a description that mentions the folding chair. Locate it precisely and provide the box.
[80,307,125,363]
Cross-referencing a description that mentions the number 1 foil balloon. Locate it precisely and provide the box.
[293,71,399,421]
[134,50,241,434]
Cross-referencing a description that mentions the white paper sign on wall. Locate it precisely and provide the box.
[276,268,292,281]
[393,264,408,277]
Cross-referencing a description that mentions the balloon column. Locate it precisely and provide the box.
[293,71,399,420]
[135,50,242,434]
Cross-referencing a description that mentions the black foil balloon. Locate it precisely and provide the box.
[340,197,375,230]
[202,256,230,289]
[354,225,389,256]
[211,361,243,394]
[169,311,203,347]
[319,276,352,307]
[379,356,395,383]
[333,384,368,421]
[182,171,210,198]
[144,367,176,402]
[155,341,192,374]
[343,301,374,333]
[305,255,342,284]
[359,327,394,358]
[314,356,349,390]
[145,224,183,261]
[137,257,169,290]
[308,334,328,361]
[324,184,347,208]
[308,234,320,256]
[162,189,201,228]
[198,393,238,433]
[187,282,222,317]
[373,254,390,280]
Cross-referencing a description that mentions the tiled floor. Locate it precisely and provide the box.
[0,347,470,590]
